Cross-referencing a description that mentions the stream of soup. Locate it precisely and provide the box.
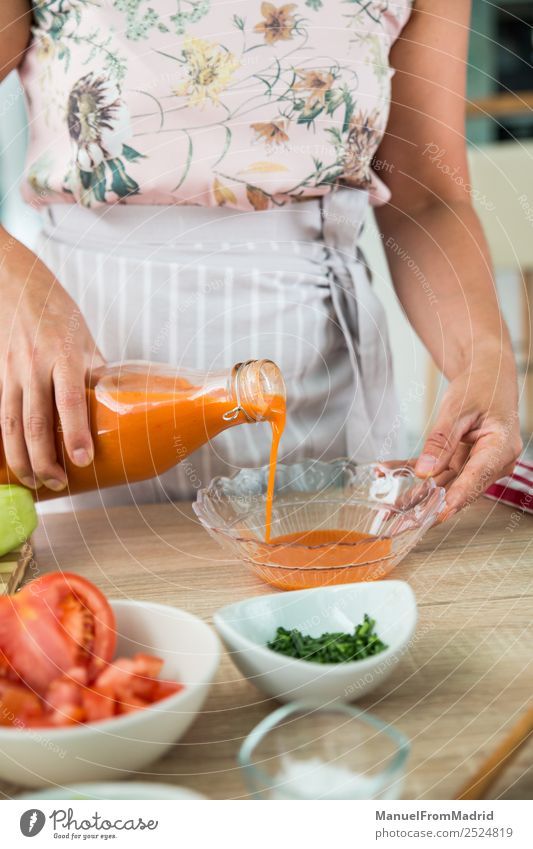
[264,398,286,544]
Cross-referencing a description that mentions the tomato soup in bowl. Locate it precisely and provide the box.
[194,459,445,590]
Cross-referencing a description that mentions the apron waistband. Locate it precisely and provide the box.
[42,199,324,251]
[41,188,368,254]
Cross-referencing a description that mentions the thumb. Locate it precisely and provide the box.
[415,407,463,478]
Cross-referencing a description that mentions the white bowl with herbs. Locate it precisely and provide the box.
[214,582,417,704]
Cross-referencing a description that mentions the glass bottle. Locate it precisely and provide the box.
[0,359,286,499]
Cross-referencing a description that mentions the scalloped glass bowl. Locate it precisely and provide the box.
[193,459,445,590]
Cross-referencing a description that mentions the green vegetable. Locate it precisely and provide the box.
[267,615,388,664]
[0,486,38,557]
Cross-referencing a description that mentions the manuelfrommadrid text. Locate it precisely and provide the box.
[376,811,494,822]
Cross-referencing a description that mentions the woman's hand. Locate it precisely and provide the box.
[0,228,103,492]
[414,353,522,519]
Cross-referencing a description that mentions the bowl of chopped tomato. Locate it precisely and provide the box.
[0,573,220,788]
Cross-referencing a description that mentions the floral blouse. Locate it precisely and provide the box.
[21,1,412,210]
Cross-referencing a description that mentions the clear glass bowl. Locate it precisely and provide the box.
[238,702,410,799]
[193,459,445,590]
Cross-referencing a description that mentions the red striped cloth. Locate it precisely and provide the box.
[484,459,533,514]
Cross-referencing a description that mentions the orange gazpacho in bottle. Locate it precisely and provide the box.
[0,359,286,515]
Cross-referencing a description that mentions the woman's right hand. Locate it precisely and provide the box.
[0,228,103,491]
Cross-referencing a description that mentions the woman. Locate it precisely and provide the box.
[0,1,522,513]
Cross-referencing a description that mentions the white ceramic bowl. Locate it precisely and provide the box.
[214,582,417,704]
[0,600,220,788]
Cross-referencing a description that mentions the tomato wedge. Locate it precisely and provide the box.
[0,574,183,728]
[0,573,116,694]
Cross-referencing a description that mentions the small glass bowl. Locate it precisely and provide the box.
[193,459,445,590]
[238,702,410,799]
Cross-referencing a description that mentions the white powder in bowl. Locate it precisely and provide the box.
[272,756,384,800]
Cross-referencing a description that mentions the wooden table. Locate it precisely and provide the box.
[1,498,532,800]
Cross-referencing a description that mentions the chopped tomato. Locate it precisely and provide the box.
[81,685,115,723]
[89,653,180,716]
[1,661,182,727]
[0,573,116,694]
[117,694,150,715]
[132,653,164,679]
[44,674,85,726]
[94,653,163,702]
[0,679,43,728]
[130,653,164,700]
[153,680,183,701]
[94,657,138,701]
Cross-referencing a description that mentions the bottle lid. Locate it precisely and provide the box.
[225,360,286,423]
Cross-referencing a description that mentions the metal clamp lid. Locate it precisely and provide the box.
[222,360,256,422]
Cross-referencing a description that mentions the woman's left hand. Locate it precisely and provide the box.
[413,357,522,520]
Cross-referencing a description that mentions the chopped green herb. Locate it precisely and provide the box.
[267,615,387,664]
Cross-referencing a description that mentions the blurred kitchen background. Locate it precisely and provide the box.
[0,0,532,458]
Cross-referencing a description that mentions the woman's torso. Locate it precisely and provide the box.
[22,1,412,211]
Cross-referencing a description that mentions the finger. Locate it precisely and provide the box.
[387,441,471,480]
[23,379,67,491]
[433,468,457,489]
[448,442,471,474]
[434,444,473,521]
[443,435,517,515]
[0,384,39,488]
[52,360,93,467]
[415,404,468,479]
[434,443,472,488]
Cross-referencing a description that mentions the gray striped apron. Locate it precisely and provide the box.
[36,188,401,510]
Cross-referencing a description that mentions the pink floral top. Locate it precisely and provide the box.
[21,1,412,210]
